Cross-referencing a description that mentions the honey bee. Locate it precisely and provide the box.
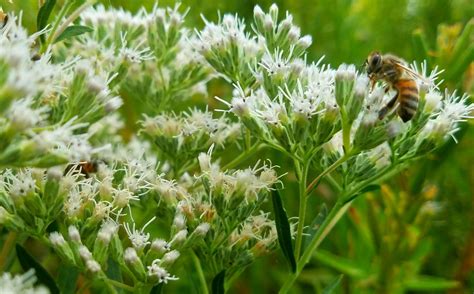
[0,9,8,29]
[64,161,99,178]
[365,52,424,122]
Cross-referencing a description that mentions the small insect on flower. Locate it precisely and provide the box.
[365,51,429,122]
[0,9,8,29]
[63,161,99,178]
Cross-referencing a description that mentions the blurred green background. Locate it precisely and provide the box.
[4,0,473,293]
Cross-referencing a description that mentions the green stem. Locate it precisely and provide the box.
[40,3,71,53]
[0,231,17,273]
[279,198,353,293]
[106,278,135,292]
[222,143,262,170]
[306,153,351,195]
[191,251,209,294]
[293,159,309,259]
[41,0,96,53]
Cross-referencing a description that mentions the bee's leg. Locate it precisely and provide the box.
[378,92,399,120]
[370,78,376,92]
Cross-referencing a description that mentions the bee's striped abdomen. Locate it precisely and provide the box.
[395,79,419,122]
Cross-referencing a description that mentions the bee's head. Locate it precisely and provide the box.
[366,51,383,75]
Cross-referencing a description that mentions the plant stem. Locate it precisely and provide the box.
[279,198,354,293]
[0,231,17,273]
[106,278,135,292]
[51,0,96,42]
[191,250,209,294]
[222,143,262,170]
[40,3,72,53]
[293,159,309,260]
[41,0,96,53]
[306,153,350,195]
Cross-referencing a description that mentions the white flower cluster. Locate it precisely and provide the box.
[0,270,49,294]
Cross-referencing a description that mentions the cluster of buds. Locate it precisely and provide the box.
[0,269,49,293]
[178,152,281,277]
[141,109,242,174]
[76,4,209,112]
[0,14,123,169]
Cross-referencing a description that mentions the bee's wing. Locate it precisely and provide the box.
[392,61,431,84]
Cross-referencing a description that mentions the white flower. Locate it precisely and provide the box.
[7,97,48,131]
[147,259,179,284]
[424,90,443,113]
[0,169,36,199]
[409,60,444,91]
[0,269,50,294]
[124,216,156,250]
[119,33,154,63]
[97,220,119,244]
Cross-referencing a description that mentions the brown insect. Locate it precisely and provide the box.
[64,161,99,178]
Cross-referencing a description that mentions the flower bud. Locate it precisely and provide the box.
[169,229,188,247]
[150,239,171,255]
[124,247,147,281]
[353,112,388,151]
[49,232,76,264]
[68,226,82,243]
[160,250,180,267]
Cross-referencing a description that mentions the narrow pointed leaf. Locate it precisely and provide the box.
[211,270,226,294]
[404,275,460,290]
[303,203,327,250]
[37,0,56,32]
[54,25,93,43]
[322,274,343,294]
[271,189,296,273]
[16,244,59,294]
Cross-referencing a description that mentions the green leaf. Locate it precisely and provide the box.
[211,270,226,294]
[404,275,460,291]
[16,244,60,294]
[322,274,343,294]
[54,25,93,43]
[57,264,78,294]
[314,249,367,278]
[271,189,296,273]
[303,203,327,250]
[37,0,56,32]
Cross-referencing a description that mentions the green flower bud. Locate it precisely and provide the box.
[124,247,147,281]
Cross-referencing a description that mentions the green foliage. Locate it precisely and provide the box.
[0,1,472,293]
